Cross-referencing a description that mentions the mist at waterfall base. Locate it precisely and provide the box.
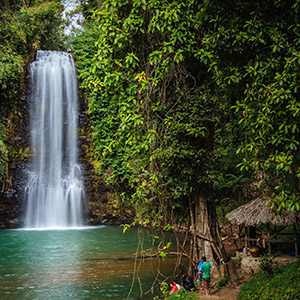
[0,226,179,299]
[24,51,84,229]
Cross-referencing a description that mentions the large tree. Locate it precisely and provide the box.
[71,0,242,273]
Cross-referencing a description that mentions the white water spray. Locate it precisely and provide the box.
[24,51,84,229]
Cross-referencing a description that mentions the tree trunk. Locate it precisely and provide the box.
[190,190,226,277]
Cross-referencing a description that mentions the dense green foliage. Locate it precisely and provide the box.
[239,260,300,300]
[0,0,299,295]
[71,0,300,225]
[0,0,65,180]
[72,0,245,225]
[198,0,300,212]
[0,1,64,55]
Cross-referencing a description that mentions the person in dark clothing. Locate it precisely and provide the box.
[182,273,195,291]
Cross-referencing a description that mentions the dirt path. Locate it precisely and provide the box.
[197,286,240,300]
[195,265,252,300]
[195,235,250,299]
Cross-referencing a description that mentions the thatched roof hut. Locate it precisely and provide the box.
[226,197,300,227]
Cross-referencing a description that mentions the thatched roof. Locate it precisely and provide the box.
[226,197,300,227]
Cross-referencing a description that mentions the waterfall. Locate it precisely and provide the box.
[24,50,84,229]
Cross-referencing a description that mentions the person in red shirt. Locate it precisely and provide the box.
[169,279,180,295]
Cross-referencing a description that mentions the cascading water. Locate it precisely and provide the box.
[24,50,84,229]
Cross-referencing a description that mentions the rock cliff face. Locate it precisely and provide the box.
[0,163,28,228]
[0,86,30,229]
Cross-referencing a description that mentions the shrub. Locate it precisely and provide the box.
[216,275,230,288]
[154,281,198,300]
[258,254,279,277]
[164,289,198,300]
[235,255,242,268]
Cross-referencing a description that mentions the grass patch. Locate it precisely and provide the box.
[164,289,198,300]
[238,260,300,300]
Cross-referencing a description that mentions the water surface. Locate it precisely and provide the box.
[0,226,176,299]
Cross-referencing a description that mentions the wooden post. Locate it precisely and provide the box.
[294,225,298,258]
[245,226,248,254]
[267,232,271,254]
